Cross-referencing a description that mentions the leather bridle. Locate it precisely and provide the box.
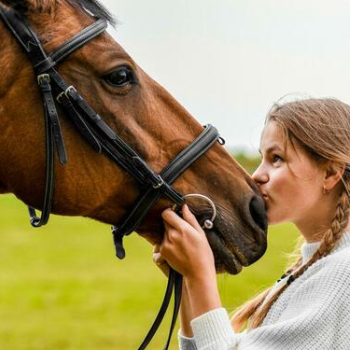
[0,5,224,349]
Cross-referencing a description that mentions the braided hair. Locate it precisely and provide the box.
[232,98,350,332]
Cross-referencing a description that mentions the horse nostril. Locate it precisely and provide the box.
[249,196,267,231]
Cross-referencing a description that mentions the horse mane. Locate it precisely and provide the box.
[4,0,116,26]
[68,0,116,26]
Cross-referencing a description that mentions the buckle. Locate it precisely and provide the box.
[64,85,76,98]
[37,73,50,85]
[153,176,164,189]
[56,91,65,103]
[56,86,76,103]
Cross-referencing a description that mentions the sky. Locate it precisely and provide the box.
[100,0,350,154]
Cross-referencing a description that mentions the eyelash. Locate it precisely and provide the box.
[273,154,283,163]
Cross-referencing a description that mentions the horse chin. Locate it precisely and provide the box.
[206,220,267,275]
[206,228,244,275]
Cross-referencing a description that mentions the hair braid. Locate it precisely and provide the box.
[231,256,303,332]
[232,98,350,332]
[246,188,350,330]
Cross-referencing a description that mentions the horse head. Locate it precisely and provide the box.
[0,0,267,274]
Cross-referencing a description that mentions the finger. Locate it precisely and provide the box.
[163,222,175,241]
[153,244,160,253]
[162,208,187,228]
[158,262,169,277]
[153,252,166,265]
[182,204,203,231]
[163,226,181,243]
[152,251,169,277]
[163,221,172,232]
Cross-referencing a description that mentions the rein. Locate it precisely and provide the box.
[0,5,223,349]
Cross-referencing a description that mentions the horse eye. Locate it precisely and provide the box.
[104,67,136,87]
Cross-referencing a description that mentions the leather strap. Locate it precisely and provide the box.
[0,6,107,75]
[111,125,219,259]
[137,269,181,350]
[28,76,56,227]
[58,93,102,154]
[0,6,50,72]
[50,19,107,64]
[38,74,67,164]
[163,270,183,350]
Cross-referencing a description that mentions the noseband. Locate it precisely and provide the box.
[0,5,224,349]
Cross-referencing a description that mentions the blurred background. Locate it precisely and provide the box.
[0,194,298,350]
[103,0,350,154]
[2,0,347,348]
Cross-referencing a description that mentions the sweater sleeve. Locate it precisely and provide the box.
[178,308,237,350]
[181,258,350,350]
[178,331,198,350]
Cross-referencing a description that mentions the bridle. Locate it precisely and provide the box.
[0,4,224,349]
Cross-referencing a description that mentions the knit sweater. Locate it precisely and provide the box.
[178,231,350,350]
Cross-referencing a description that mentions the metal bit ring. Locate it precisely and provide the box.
[172,193,217,230]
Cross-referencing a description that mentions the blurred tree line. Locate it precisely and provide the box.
[233,151,260,174]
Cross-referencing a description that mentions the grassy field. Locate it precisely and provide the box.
[0,194,300,350]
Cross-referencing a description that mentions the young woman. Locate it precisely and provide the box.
[153,98,350,349]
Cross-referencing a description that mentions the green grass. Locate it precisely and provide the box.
[0,194,299,349]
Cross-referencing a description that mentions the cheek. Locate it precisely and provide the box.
[265,172,291,220]
[270,167,318,202]
[268,171,322,222]
[269,170,296,199]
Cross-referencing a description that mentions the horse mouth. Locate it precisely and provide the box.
[204,219,267,275]
[188,203,267,274]
[206,229,244,274]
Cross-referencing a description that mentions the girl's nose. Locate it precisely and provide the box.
[252,164,268,185]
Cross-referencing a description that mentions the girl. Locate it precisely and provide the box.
[153,98,350,350]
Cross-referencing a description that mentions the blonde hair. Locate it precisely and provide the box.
[231,98,350,332]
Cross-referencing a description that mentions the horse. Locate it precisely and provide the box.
[0,0,267,276]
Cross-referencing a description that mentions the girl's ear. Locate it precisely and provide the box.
[324,162,345,191]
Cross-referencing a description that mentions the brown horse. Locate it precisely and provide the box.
[0,0,267,274]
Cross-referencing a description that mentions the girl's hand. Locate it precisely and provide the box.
[153,244,169,277]
[158,204,222,318]
[159,204,216,282]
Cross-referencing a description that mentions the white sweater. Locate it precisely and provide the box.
[179,231,350,350]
